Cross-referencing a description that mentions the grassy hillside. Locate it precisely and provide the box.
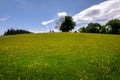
[0,33,120,80]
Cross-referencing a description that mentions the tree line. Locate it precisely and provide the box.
[4,29,32,36]
[78,19,120,34]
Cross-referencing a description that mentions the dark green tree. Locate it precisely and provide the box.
[87,23,102,33]
[60,16,76,32]
[78,23,109,34]
[106,19,120,34]
[79,23,102,33]
[4,28,32,36]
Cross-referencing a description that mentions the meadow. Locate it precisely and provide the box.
[0,33,120,80]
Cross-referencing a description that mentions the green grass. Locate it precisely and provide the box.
[0,33,120,80]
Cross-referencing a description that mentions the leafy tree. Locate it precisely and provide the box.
[106,19,120,34]
[87,23,102,33]
[79,23,102,33]
[60,16,76,32]
[78,23,109,34]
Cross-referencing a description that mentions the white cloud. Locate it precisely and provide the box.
[41,19,55,26]
[57,12,67,17]
[73,0,120,24]
[0,17,9,22]
[41,12,68,26]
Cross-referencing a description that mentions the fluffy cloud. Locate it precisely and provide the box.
[41,12,67,26]
[73,0,120,24]
[55,12,68,28]
[0,17,9,22]
[57,12,67,17]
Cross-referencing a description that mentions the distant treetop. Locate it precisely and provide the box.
[4,29,32,36]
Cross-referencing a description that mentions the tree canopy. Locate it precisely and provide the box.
[87,23,102,33]
[78,23,107,33]
[60,16,76,32]
[106,19,120,34]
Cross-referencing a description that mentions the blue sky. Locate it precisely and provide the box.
[0,0,120,35]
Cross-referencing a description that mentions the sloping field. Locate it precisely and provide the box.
[0,33,120,80]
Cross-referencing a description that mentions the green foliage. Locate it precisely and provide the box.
[0,33,120,80]
[79,19,120,34]
[60,16,76,32]
[4,28,32,36]
[79,23,107,33]
[87,23,101,33]
[106,19,120,34]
